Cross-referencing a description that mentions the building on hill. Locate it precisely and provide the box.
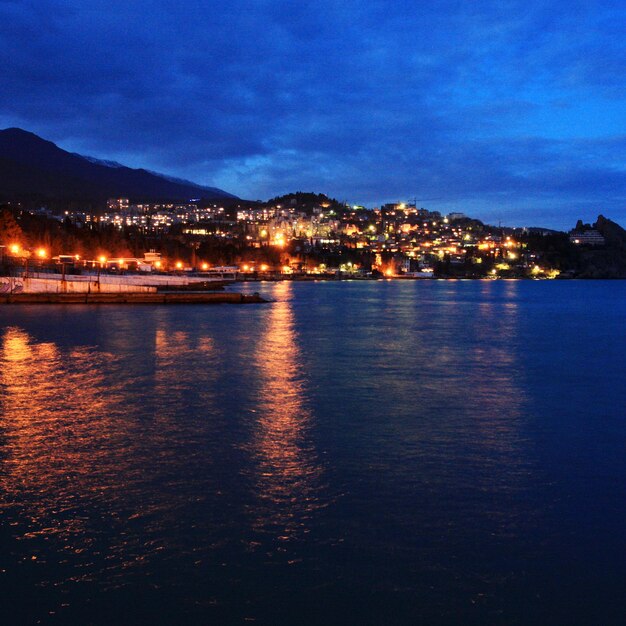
[569,229,605,246]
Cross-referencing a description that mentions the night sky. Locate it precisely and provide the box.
[1,0,624,228]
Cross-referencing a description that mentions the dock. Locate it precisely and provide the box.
[0,292,267,305]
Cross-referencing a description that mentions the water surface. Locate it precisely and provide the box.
[1,280,625,624]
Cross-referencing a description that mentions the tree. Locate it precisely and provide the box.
[0,209,25,245]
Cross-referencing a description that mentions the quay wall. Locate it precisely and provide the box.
[0,276,156,294]
[26,273,225,287]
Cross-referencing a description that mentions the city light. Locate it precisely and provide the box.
[1,197,573,281]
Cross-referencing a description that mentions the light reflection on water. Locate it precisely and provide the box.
[0,280,625,625]
[0,322,230,591]
[246,282,325,541]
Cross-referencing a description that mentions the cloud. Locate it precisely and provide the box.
[0,0,624,228]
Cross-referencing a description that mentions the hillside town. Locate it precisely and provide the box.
[2,192,626,281]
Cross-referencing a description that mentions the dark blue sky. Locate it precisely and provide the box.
[1,0,624,228]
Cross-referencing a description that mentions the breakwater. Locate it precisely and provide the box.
[0,291,266,304]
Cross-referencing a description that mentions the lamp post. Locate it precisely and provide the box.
[98,256,107,288]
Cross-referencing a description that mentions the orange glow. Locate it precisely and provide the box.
[75,254,80,260]
[175,261,183,270]
[282,265,291,273]
[36,248,47,259]
[242,264,250,272]
[154,260,162,269]
[250,282,323,537]
[385,268,394,277]
[9,244,20,255]
[201,262,209,270]
[99,255,107,264]
[260,264,268,272]
[0,328,124,553]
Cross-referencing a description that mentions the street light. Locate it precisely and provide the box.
[97,256,107,285]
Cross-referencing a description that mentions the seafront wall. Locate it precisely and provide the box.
[0,272,234,294]
[0,276,156,294]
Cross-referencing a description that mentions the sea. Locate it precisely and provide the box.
[0,279,625,625]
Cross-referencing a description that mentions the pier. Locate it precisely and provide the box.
[0,291,266,304]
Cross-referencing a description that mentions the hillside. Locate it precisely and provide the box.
[0,128,236,207]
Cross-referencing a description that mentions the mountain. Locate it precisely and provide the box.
[0,128,237,206]
[75,154,125,168]
[594,214,626,249]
